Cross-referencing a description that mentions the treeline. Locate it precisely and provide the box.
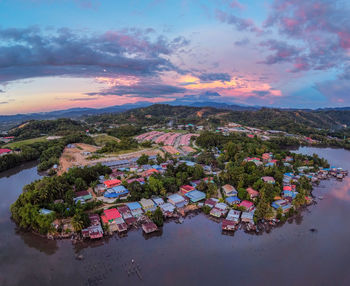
[7,118,87,140]
[0,134,94,172]
[10,164,111,234]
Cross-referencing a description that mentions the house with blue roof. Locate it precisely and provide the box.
[168,194,188,208]
[185,190,206,203]
[104,185,129,198]
[225,196,241,205]
[127,202,143,217]
[282,190,298,199]
[272,199,292,213]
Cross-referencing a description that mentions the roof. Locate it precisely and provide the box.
[215,202,228,210]
[39,208,53,215]
[180,185,195,192]
[168,193,185,203]
[142,222,158,233]
[262,176,275,183]
[127,202,142,210]
[117,205,131,214]
[160,202,175,213]
[104,188,129,198]
[241,211,254,220]
[141,168,159,177]
[239,200,254,209]
[75,190,90,198]
[104,179,122,188]
[222,184,237,195]
[152,197,165,206]
[185,190,206,202]
[112,185,127,193]
[0,148,11,154]
[225,196,241,204]
[140,198,155,209]
[246,187,259,197]
[101,208,121,223]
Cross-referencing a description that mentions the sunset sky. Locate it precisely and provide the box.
[0,0,349,114]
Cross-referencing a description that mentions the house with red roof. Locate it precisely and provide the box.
[180,185,195,195]
[283,186,292,192]
[101,208,121,225]
[0,148,12,156]
[141,168,159,177]
[103,179,121,188]
[246,187,259,199]
[239,200,255,212]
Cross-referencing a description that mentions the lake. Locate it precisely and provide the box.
[0,147,350,286]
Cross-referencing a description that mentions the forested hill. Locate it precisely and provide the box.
[88,104,350,132]
[3,104,350,141]
[7,119,88,140]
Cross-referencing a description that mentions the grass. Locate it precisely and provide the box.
[4,136,48,149]
[93,134,120,146]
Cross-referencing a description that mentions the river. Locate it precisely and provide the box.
[0,147,350,286]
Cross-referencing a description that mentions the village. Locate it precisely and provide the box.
[35,123,349,241]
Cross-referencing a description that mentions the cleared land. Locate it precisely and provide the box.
[58,143,162,175]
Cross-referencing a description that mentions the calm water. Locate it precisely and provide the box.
[1,147,350,286]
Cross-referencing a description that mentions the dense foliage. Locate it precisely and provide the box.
[7,118,87,140]
[10,164,111,234]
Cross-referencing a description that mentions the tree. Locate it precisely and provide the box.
[156,153,165,164]
[72,210,90,232]
[75,178,87,192]
[137,154,149,165]
[192,164,204,180]
[237,188,248,200]
[152,207,164,227]
[254,191,274,221]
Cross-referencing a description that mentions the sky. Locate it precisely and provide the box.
[0,0,349,115]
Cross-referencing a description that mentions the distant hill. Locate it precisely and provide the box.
[88,104,350,134]
[1,101,350,137]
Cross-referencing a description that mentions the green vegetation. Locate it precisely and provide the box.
[97,137,139,154]
[3,136,48,149]
[93,134,120,146]
[152,207,164,227]
[196,131,321,222]
[7,118,87,140]
[10,164,111,234]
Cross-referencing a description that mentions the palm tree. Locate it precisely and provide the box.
[71,214,84,232]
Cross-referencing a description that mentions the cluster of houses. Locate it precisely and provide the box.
[86,186,207,238]
[244,152,278,168]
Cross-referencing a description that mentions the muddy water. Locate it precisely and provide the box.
[0,148,350,286]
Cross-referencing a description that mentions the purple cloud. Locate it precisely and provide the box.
[86,82,187,98]
[259,40,300,64]
[263,0,350,73]
[216,10,260,33]
[234,38,250,46]
[0,27,189,84]
[198,73,231,82]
